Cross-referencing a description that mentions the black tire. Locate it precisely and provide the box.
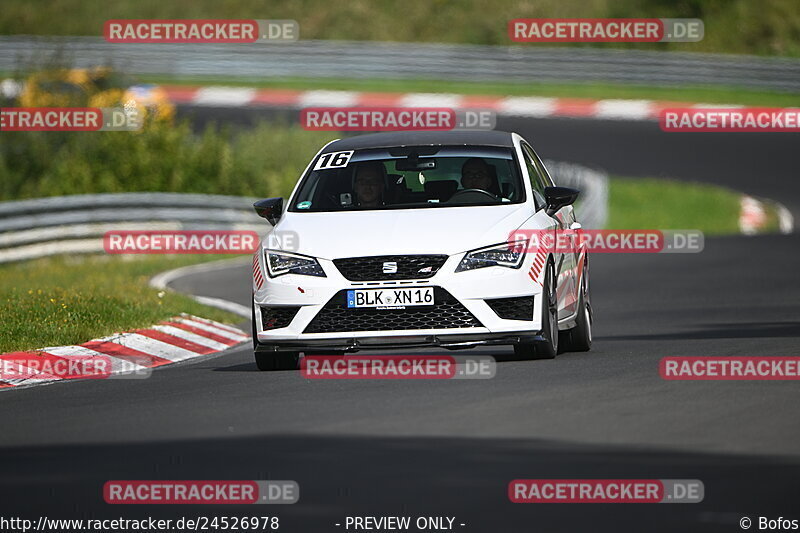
[559,258,593,352]
[252,300,299,371]
[254,350,300,371]
[513,262,558,360]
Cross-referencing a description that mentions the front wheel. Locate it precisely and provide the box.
[560,257,592,352]
[513,262,558,360]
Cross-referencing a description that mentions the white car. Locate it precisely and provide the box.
[251,131,592,370]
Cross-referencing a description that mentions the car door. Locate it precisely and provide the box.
[521,143,578,318]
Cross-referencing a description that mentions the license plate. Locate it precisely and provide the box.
[346,287,434,309]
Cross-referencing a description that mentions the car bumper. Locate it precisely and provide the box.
[253,253,545,349]
[253,332,546,353]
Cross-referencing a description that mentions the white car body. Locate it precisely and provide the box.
[252,131,588,357]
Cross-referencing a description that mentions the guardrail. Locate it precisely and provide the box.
[544,160,608,230]
[0,193,265,263]
[2,36,799,92]
[0,162,608,263]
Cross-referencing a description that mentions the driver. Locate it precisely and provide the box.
[353,161,387,208]
[460,158,494,192]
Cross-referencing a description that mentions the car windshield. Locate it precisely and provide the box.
[289,146,524,212]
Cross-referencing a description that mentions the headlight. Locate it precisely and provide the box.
[265,250,326,278]
[455,241,527,272]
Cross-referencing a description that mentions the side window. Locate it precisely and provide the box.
[522,144,547,208]
[529,147,555,187]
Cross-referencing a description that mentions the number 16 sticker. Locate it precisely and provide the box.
[314,150,354,170]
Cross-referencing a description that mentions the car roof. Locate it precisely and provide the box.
[322,130,515,152]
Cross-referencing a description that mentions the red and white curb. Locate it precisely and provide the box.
[163,86,732,122]
[739,195,795,235]
[0,314,248,390]
[739,195,768,235]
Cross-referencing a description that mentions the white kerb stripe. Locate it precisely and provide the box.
[2,378,58,387]
[194,87,256,106]
[299,90,360,107]
[594,100,655,120]
[499,97,556,117]
[0,358,61,381]
[400,93,462,108]
[174,318,249,342]
[151,325,231,351]
[95,333,199,362]
[43,345,147,373]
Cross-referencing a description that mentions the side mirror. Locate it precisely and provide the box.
[253,197,284,225]
[544,186,579,216]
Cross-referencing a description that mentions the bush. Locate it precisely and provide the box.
[0,121,337,201]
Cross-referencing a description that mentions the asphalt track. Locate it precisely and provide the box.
[1,112,799,532]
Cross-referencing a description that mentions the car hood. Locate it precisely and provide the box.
[270,205,532,259]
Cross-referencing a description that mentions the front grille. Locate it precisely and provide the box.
[260,306,300,330]
[304,288,483,333]
[333,255,448,281]
[485,296,534,320]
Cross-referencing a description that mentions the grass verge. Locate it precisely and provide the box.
[607,176,770,235]
[0,254,244,353]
